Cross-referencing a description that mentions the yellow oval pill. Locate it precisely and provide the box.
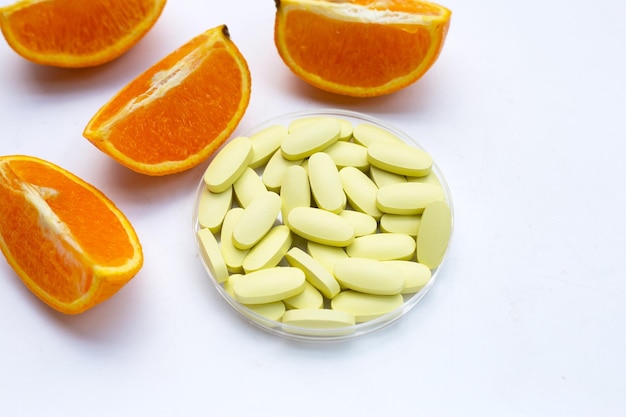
[367,141,432,177]
[245,301,286,321]
[243,225,292,273]
[369,165,407,188]
[333,258,405,295]
[289,116,334,132]
[220,208,249,273]
[197,228,229,284]
[281,117,341,160]
[285,247,341,299]
[346,233,416,261]
[249,124,288,169]
[233,167,267,208]
[203,136,253,193]
[280,165,310,222]
[198,185,232,233]
[223,273,244,298]
[232,191,282,250]
[338,210,377,237]
[324,141,369,171]
[287,207,355,247]
[331,291,403,322]
[288,116,320,132]
[339,166,383,220]
[299,157,309,175]
[336,118,354,141]
[233,267,306,304]
[289,117,353,141]
[379,213,422,236]
[406,172,443,188]
[227,277,287,320]
[308,152,346,214]
[306,241,348,274]
[352,123,404,147]
[282,308,356,334]
[416,200,452,269]
[377,182,445,215]
[383,260,431,294]
[262,149,303,192]
[283,281,324,310]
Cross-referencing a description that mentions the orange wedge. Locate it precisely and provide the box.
[0,155,143,314]
[83,25,251,176]
[0,0,166,68]
[274,0,451,97]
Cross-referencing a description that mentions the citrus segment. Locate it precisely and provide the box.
[83,25,252,176]
[274,0,451,97]
[0,155,143,314]
[0,0,167,68]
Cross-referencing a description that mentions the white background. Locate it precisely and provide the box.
[1,1,625,416]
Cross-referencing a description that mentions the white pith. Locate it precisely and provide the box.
[97,38,217,136]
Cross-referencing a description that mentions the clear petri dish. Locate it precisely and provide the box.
[192,109,454,342]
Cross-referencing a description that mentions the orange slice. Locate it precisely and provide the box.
[274,0,451,97]
[0,0,167,68]
[0,155,143,314]
[83,25,251,176]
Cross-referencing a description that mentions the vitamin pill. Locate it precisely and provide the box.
[376,182,445,215]
[287,206,355,247]
[336,118,354,141]
[379,213,422,236]
[204,136,253,193]
[299,158,309,175]
[406,172,443,188]
[352,123,404,147]
[369,165,407,188]
[198,185,232,233]
[333,258,405,295]
[323,140,369,171]
[285,247,341,299]
[383,260,431,294]
[339,166,383,220]
[281,117,341,160]
[331,291,403,322]
[338,210,377,237]
[197,228,229,284]
[246,301,286,321]
[223,273,244,298]
[249,124,288,169]
[306,241,348,274]
[282,308,356,333]
[242,225,292,273]
[346,233,416,261]
[416,200,452,269]
[232,191,282,250]
[220,208,248,273]
[226,277,286,320]
[283,281,324,310]
[288,116,320,132]
[233,167,267,208]
[289,117,353,141]
[233,267,306,304]
[280,165,310,222]
[262,149,303,192]
[308,152,346,214]
[367,141,432,177]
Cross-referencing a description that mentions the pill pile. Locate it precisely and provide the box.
[195,114,452,337]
